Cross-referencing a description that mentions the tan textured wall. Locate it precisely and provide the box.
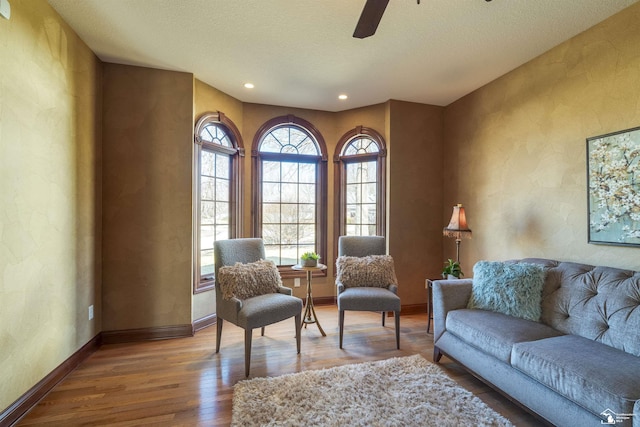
[444,2,640,271]
[335,104,387,138]
[0,0,101,410]
[102,64,193,330]
[194,79,244,130]
[192,80,244,320]
[388,101,444,306]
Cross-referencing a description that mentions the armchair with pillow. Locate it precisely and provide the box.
[335,236,401,349]
[214,238,302,377]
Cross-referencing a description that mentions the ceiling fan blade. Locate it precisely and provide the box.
[353,0,389,39]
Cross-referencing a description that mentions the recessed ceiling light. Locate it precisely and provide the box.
[338,94,348,100]
[244,83,255,89]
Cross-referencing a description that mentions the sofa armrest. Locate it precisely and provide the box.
[277,286,292,296]
[432,279,473,343]
[336,281,345,294]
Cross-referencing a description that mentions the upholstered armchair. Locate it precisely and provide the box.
[214,238,302,377]
[336,236,401,349]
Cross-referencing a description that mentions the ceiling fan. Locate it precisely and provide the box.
[353,0,389,39]
[353,0,492,39]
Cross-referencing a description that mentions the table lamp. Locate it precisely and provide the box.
[443,203,472,263]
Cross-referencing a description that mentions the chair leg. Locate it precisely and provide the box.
[395,311,400,350]
[339,310,345,349]
[381,311,385,326]
[216,318,223,353]
[295,313,301,354]
[244,328,252,377]
[261,326,265,336]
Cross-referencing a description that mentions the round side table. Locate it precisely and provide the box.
[291,263,327,336]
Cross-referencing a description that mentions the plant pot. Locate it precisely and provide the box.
[301,258,318,267]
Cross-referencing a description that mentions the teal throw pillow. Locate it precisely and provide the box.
[468,261,546,322]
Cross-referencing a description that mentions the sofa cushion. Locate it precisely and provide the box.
[521,259,640,357]
[512,335,640,419]
[336,255,398,289]
[468,261,546,321]
[218,259,282,300]
[445,309,564,363]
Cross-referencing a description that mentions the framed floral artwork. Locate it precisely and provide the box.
[587,126,640,247]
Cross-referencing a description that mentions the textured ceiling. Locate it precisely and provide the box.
[49,0,638,112]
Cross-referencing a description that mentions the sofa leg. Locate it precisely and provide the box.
[381,311,385,327]
[433,346,443,363]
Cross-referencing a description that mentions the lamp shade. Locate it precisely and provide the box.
[443,204,472,239]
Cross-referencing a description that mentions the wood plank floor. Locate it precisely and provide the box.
[17,306,542,426]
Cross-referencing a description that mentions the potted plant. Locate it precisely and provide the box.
[441,259,463,279]
[300,252,320,267]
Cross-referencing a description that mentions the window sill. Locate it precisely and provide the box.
[194,279,215,294]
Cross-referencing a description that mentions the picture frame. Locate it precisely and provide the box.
[587,125,640,247]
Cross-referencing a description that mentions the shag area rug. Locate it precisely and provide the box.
[231,354,514,426]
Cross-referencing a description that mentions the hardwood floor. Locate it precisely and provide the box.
[17,306,541,426]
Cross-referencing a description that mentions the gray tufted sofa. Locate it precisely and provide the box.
[432,258,640,427]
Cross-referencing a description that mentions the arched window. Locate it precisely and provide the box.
[252,115,327,275]
[334,126,386,239]
[194,111,244,293]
